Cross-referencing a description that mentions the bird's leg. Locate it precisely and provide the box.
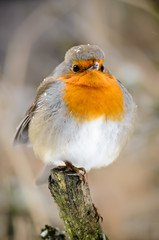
[58,161,86,180]
[93,203,103,223]
[65,161,86,173]
[65,161,87,181]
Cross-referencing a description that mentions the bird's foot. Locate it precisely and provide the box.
[58,161,86,180]
[93,203,103,223]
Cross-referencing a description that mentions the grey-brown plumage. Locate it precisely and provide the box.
[14,77,56,145]
[65,45,104,64]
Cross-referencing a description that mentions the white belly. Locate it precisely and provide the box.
[45,117,126,171]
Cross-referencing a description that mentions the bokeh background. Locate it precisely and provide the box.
[0,0,159,239]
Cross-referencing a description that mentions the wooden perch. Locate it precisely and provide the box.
[48,168,108,240]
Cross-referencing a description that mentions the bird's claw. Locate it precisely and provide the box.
[93,203,103,223]
[58,161,86,181]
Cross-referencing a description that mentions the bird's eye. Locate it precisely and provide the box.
[101,65,105,72]
[73,65,80,72]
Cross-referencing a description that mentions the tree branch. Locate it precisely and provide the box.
[48,168,108,240]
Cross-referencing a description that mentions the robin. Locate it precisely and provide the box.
[14,44,136,184]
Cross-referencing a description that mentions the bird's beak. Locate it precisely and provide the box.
[87,62,99,71]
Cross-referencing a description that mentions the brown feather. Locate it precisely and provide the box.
[13,77,56,145]
[13,103,36,145]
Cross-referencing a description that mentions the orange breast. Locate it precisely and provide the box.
[60,70,125,122]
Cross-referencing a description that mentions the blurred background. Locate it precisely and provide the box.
[0,0,159,239]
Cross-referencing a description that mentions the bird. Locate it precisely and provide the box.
[14,44,136,184]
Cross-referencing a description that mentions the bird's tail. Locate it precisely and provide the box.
[36,162,56,185]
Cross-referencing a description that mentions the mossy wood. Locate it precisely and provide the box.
[48,168,108,240]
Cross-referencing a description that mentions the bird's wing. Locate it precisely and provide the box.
[13,102,36,145]
[13,77,56,146]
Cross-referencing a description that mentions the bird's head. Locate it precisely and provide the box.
[58,44,114,88]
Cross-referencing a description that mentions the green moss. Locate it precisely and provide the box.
[48,168,108,240]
